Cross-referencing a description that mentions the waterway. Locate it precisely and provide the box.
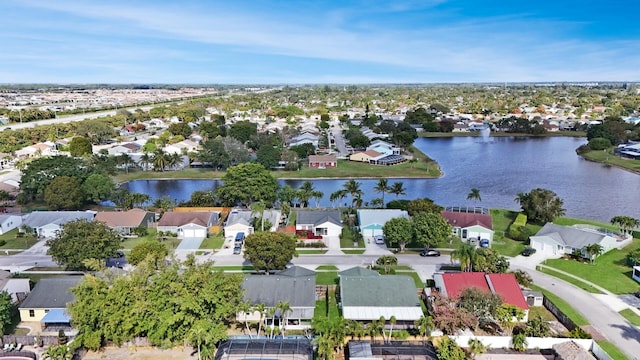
[123,136,640,222]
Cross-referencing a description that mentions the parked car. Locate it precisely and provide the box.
[479,239,490,248]
[633,291,640,299]
[521,247,537,256]
[420,249,440,257]
[233,246,242,255]
[374,235,385,244]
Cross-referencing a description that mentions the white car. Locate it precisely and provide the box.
[374,235,385,244]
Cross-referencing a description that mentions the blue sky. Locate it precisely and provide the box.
[2,0,639,84]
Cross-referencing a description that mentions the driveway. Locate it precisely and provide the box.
[362,235,393,256]
[176,237,205,250]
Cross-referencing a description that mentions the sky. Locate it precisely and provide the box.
[2,0,640,84]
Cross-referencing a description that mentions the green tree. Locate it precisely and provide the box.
[374,179,390,206]
[467,338,487,359]
[250,200,267,232]
[407,198,442,216]
[0,291,12,334]
[389,181,406,198]
[68,136,92,157]
[514,188,566,224]
[243,232,297,273]
[167,122,193,138]
[128,240,168,268]
[414,315,434,340]
[18,156,91,203]
[118,153,135,174]
[457,287,502,324]
[466,188,481,203]
[342,180,363,210]
[44,176,85,210]
[81,173,116,204]
[152,148,170,171]
[43,345,73,360]
[496,304,525,335]
[610,215,639,235]
[451,243,477,272]
[382,217,413,252]
[185,191,216,207]
[199,137,231,170]
[436,335,468,360]
[297,181,315,208]
[375,255,398,274]
[216,163,278,206]
[524,315,550,337]
[512,270,533,287]
[412,212,451,250]
[228,121,258,143]
[473,248,510,273]
[256,144,282,170]
[511,332,528,351]
[46,219,122,270]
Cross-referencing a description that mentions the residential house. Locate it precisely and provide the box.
[432,272,529,321]
[22,211,95,239]
[632,266,640,284]
[107,142,141,156]
[348,341,437,360]
[236,266,317,330]
[164,139,200,155]
[441,208,494,247]
[308,154,337,168]
[367,140,401,155]
[223,209,254,241]
[357,209,409,238]
[296,209,342,237]
[529,223,631,258]
[288,132,320,148]
[19,276,82,330]
[215,338,313,360]
[94,208,155,236]
[0,214,22,235]
[15,142,58,159]
[119,124,136,136]
[349,150,384,163]
[157,211,219,238]
[0,270,30,303]
[339,267,423,326]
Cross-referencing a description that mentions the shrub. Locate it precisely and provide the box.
[509,225,532,242]
[588,137,612,150]
[296,241,326,248]
[391,330,410,340]
[513,213,527,227]
[0,240,6,247]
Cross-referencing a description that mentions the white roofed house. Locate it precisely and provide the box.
[15,142,59,159]
[529,223,632,259]
[164,139,200,155]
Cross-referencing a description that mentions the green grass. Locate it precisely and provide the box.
[544,240,640,294]
[0,230,39,250]
[597,341,630,360]
[316,265,338,271]
[340,227,365,248]
[619,309,640,327]
[120,229,181,250]
[489,209,529,256]
[554,216,618,232]
[529,285,589,326]
[316,271,339,285]
[582,148,640,175]
[296,249,328,254]
[537,267,604,294]
[199,234,225,249]
[342,249,365,255]
[527,306,556,321]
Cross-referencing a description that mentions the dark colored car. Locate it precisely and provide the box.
[420,249,440,257]
[521,247,537,256]
[633,291,640,299]
[233,246,242,255]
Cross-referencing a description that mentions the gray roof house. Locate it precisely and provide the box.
[224,209,255,240]
[22,211,95,239]
[19,276,82,327]
[529,223,631,259]
[237,266,317,330]
[295,209,342,237]
[339,267,423,325]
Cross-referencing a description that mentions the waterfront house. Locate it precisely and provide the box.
[349,150,384,163]
[295,209,342,237]
[441,207,494,247]
[529,223,631,259]
[357,209,409,238]
[308,154,337,168]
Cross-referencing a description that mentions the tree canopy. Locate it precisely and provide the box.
[216,163,278,206]
[128,240,168,268]
[46,219,122,270]
[412,212,451,249]
[243,232,297,273]
[68,136,93,157]
[382,217,413,252]
[18,156,91,203]
[515,188,566,224]
[44,176,84,210]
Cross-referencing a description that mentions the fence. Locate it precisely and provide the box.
[590,341,613,360]
[542,296,578,331]
[1,335,59,346]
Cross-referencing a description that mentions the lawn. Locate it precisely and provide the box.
[316,271,339,285]
[342,249,365,255]
[314,289,341,320]
[297,249,328,254]
[316,265,338,271]
[544,240,640,294]
[554,216,618,232]
[0,229,39,250]
[529,285,589,326]
[619,309,640,327]
[596,341,630,360]
[199,234,225,249]
[582,148,640,175]
[537,267,603,294]
[527,306,556,322]
[489,209,531,256]
[340,227,364,248]
[120,229,181,250]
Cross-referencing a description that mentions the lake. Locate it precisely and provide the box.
[123,136,640,222]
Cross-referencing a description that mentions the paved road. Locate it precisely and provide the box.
[511,259,640,360]
[0,106,154,131]
[331,121,348,157]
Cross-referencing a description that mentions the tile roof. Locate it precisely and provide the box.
[158,211,214,227]
[94,208,151,228]
[439,272,528,310]
[441,211,493,229]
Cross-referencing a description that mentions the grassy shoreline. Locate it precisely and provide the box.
[418,131,587,138]
[581,148,640,175]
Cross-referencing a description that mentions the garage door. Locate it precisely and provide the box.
[183,229,196,238]
[193,229,207,238]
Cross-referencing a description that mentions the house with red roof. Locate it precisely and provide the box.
[441,208,494,247]
[432,272,528,322]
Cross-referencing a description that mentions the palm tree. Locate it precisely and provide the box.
[311,190,324,208]
[152,149,169,171]
[511,333,528,352]
[374,178,390,206]
[611,215,640,235]
[342,179,363,210]
[367,318,384,340]
[329,189,347,208]
[254,303,267,337]
[414,315,434,340]
[187,320,209,360]
[371,198,384,209]
[451,243,477,272]
[277,301,292,335]
[389,181,406,198]
[297,181,315,208]
[387,315,397,342]
[267,306,277,338]
[584,243,604,263]
[140,151,152,171]
[467,188,481,203]
[238,301,253,338]
[118,153,134,174]
[250,200,267,232]
[167,152,182,170]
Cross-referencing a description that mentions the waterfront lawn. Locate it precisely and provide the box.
[619,309,640,327]
[0,229,39,250]
[582,148,640,174]
[544,240,640,294]
[490,209,544,256]
[529,285,589,326]
[554,216,618,232]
